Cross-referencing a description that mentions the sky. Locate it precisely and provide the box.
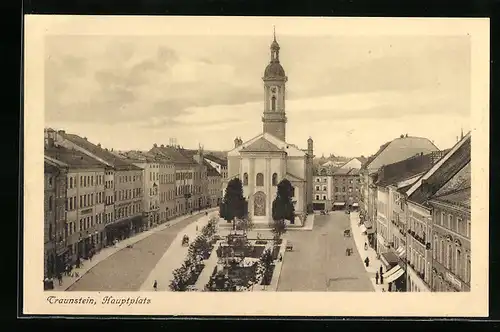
[44,31,471,157]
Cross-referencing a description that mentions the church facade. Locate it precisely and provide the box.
[223,32,314,225]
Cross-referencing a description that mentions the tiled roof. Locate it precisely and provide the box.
[364,136,439,171]
[149,145,197,165]
[241,137,283,152]
[44,160,59,173]
[59,133,141,170]
[434,161,471,197]
[116,150,170,164]
[375,153,434,187]
[45,145,108,168]
[430,188,471,209]
[333,168,360,176]
[408,134,471,205]
[204,154,227,167]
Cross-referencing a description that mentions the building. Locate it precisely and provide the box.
[372,152,436,291]
[115,150,176,228]
[150,144,199,217]
[48,130,144,245]
[43,159,68,278]
[332,168,361,210]
[312,174,333,211]
[206,161,223,207]
[224,31,314,224]
[44,139,107,265]
[183,147,210,210]
[204,154,228,180]
[402,132,471,292]
[359,134,440,250]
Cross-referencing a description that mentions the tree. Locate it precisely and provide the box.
[271,179,295,240]
[220,178,246,230]
[236,216,254,234]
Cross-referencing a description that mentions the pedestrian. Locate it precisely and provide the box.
[375,271,379,284]
[57,273,63,286]
[196,224,199,232]
[364,257,370,267]
[379,265,383,275]
[380,273,384,284]
[364,242,368,250]
[205,212,208,216]
[153,280,158,291]
[279,254,283,262]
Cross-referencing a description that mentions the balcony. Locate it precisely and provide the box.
[407,229,426,247]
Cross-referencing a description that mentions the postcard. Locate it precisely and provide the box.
[23,15,489,316]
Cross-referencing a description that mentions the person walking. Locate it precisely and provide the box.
[364,257,370,267]
[153,280,158,291]
[364,242,368,250]
[57,273,63,286]
[375,271,379,284]
[380,272,384,285]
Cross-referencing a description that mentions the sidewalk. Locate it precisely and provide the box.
[193,242,221,291]
[254,239,287,292]
[53,208,217,291]
[140,211,219,291]
[349,212,385,292]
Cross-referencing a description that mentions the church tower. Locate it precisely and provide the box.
[262,27,288,142]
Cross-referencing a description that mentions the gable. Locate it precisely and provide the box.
[241,137,283,153]
[227,132,306,157]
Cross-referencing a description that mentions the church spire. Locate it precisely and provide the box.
[270,26,280,62]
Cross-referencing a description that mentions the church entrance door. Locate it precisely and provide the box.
[253,191,266,216]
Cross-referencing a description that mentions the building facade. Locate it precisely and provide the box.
[204,154,228,180]
[224,32,314,224]
[44,138,108,265]
[312,175,333,211]
[206,161,222,207]
[332,168,361,210]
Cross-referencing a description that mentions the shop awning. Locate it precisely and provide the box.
[385,267,405,283]
[397,248,406,257]
[364,220,373,228]
[380,251,400,269]
[352,203,359,207]
[360,225,367,233]
[396,247,404,255]
[382,264,402,278]
[333,202,346,206]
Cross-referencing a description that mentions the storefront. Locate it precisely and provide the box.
[332,202,346,211]
[380,250,406,291]
[105,219,133,245]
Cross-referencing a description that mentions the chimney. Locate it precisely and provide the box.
[111,148,113,152]
[84,137,87,140]
[400,134,404,138]
[234,137,241,148]
[97,143,101,148]
[161,144,164,148]
[58,130,65,134]
[153,143,157,148]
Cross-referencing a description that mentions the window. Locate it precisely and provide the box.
[315,195,320,200]
[316,178,320,182]
[342,187,346,192]
[447,243,453,270]
[316,186,320,191]
[48,196,53,211]
[466,255,471,283]
[457,217,463,235]
[456,248,462,279]
[272,173,278,186]
[256,173,264,186]
[433,236,438,260]
[467,221,471,237]
[322,195,327,200]
[322,185,327,191]
[448,214,453,229]
[335,187,338,192]
[441,212,445,226]
[440,239,445,264]
[271,96,276,111]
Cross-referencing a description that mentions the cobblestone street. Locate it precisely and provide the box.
[67,214,203,291]
[277,211,374,292]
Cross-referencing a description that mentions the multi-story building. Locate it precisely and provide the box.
[150,144,198,217]
[403,132,471,292]
[360,134,440,250]
[187,147,209,210]
[49,130,144,245]
[332,168,361,210]
[43,158,68,278]
[44,137,107,264]
[312,174,333,211]
[206,161,222,207]
[373,152,435,291]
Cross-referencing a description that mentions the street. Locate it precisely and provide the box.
[277,211,374,292]
[67,214,203,291]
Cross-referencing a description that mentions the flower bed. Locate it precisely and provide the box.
[261,264,275,285]
[272,246,281,260]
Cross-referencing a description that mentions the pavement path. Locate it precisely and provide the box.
[349,212,385,292]
[139,212,218,291]
[277,211,374,292]
[65,209,216,291]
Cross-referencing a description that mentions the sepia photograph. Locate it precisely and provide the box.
[24,16,489,316]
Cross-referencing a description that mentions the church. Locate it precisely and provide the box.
[224,31,314,225]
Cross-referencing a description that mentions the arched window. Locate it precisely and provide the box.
[315,195,320,200]
[256,173,264,186]
[243,173,249,185]
[271,96,276,111]
[272,173,278,186]
[48,196,53,211]
[291,187,295,197]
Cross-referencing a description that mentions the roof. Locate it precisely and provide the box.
[116,150,172,164]
[407,133,471,205]
[339,158,363,170]
[375,152,435,187]
[363,136,439,172]
[149,145,198,165]
[204,154,228,167]
[59,133,141,171]
[45,145,108,169]
[430,188,471,210]
[264,61,286,79]
[241,137,283,153]
[204,161,220,177]
[44,160,59,174]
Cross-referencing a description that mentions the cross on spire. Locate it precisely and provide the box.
[273,25,276,41]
